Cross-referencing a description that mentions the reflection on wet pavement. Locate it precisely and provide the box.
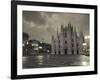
[23,54,90,69]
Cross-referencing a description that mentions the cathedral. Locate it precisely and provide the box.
[51,23,85,55]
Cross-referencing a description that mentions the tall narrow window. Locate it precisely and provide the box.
[64,32,67,37]
[65,49,67,54]
[65,41,67,44]
[59,45,60,48]
[72,49,74,55]
[54,50,56,54]
[72,43,74,47]
[72,38,73,42]
[77,44,78,47]
[59,50,60,54]
[77,49,79,55]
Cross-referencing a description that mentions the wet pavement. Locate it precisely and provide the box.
[23,54,90,69]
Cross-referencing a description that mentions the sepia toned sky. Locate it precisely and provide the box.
[23,11,89,44]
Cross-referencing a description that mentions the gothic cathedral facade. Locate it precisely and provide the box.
[51,23,84,55]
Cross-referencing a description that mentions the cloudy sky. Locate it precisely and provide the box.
[23,11,89,44]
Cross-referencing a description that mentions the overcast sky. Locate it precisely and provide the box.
[23,11,89,44]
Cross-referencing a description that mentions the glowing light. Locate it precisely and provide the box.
[38,62,43,65]
[82,43,87,46]
[31,44,34,46]
[26,41,29,45]
[39,46,42,49]
[37,55,43,60]
[47,50,50,52]
[81,61,87,66]
[85,35,90,39]
[37,55,44,65]
[32,44,38,46]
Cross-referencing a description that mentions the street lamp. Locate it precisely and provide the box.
[84,35,90,39]
[81,61,88,66]
[39,46,42,49]
[82,43,87,46]
[26,41,29,45]
[31,44,34,46]
[47,50,50,53]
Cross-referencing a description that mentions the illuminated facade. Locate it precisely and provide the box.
[51,23,85,55]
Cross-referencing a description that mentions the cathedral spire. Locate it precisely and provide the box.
[74,26,76,33]
[73,26,77,37]
[52,35,54,41]
[68,22,71,27]
[57,26,59,36]
[79,31,85,43]
[61,24,63,32]
[52,35,54,39]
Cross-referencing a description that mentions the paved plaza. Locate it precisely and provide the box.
[23,54,89,69]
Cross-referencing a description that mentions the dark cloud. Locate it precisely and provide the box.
[23,11,89,44]
[23,11,47,26]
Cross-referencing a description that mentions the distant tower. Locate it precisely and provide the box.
[51,35,55,55]
[73,26,77,55]
[56,26,59,55]
[60,25,64,55]
[67,22,72,55]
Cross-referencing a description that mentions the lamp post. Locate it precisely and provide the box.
[84,35,90,39]
[84,35,90,56]
[82,43,87,55]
